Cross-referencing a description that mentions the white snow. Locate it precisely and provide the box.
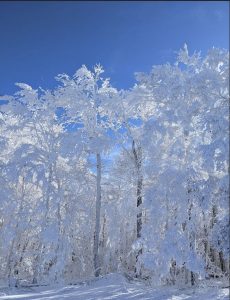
[0,274,228,300]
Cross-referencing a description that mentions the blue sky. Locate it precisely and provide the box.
[0,1,229,95]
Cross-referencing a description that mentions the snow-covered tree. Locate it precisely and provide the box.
[0,46,228,288]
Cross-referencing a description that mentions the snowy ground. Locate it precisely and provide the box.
[0,274,229,300]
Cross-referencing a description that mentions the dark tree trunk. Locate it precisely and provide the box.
[132,140,143,276]
[93,153,102,277]
[132,140,143,239]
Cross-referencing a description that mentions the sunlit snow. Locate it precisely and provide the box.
[0,274,229,300]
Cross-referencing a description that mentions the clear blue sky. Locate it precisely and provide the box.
[0,1,229,94]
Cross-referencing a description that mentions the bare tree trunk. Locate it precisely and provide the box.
[101,214,106,249]
[32,164,53,284]
[188,201,195,285]
[53,177,63,283]
[219,251,225,273]
[132,140,143,276]
[6,175,26,287]
[137,175,143,239]
[93,153,102,277]
[132,140,143,239]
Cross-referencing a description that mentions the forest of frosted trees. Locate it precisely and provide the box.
[0,46,229,288]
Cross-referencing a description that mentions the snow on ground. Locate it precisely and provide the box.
[0,274,229,300]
